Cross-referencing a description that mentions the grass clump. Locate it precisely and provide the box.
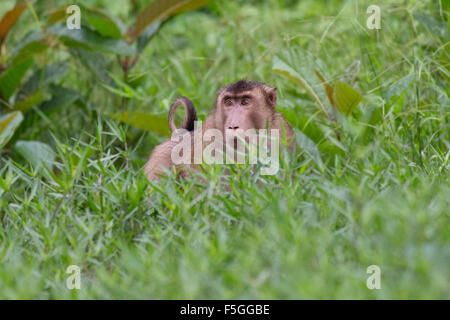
[0,0,449,299]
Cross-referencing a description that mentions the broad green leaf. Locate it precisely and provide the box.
[84,6,123,39]
[15,140,55,170]
[0,56,33,101]
[39,85,80,113]
[273,49,332,120]
[11,30,49,64]
[315,70,335,108]
[332,81,362,116]
[13,41,48,65]
[137,20,164,54]
[132,0,209,40]
[17,61,68,100]
[0,1,26,44]
[49,23,133,56]
[12,89,45,112]
[0,111,23,148]
[110,112,170,136]
[47,5,67,24]
[48,5,125,37]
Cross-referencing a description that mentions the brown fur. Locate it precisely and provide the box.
[144,80,294,181]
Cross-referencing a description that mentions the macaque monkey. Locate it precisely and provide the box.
[144,80,294,181]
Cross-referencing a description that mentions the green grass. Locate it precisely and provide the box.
[0,0,449,299]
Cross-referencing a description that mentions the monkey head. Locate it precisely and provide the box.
[215,80,277,135]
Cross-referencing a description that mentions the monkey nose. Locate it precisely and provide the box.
[228,126,239,130]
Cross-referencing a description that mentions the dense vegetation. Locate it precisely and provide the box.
[0,0,448,299]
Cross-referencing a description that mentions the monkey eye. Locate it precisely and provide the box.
[224,98,233,106]
[241,97,250,105]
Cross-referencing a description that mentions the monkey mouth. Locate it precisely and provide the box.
[225,131,242,141]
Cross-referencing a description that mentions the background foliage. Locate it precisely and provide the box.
[0,0,449,299]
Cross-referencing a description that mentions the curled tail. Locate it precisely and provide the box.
[168,96,198,133]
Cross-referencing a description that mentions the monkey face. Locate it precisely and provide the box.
[219,86,277,134]
[222,93,257,132]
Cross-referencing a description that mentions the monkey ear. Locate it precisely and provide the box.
[265,87,277,107]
